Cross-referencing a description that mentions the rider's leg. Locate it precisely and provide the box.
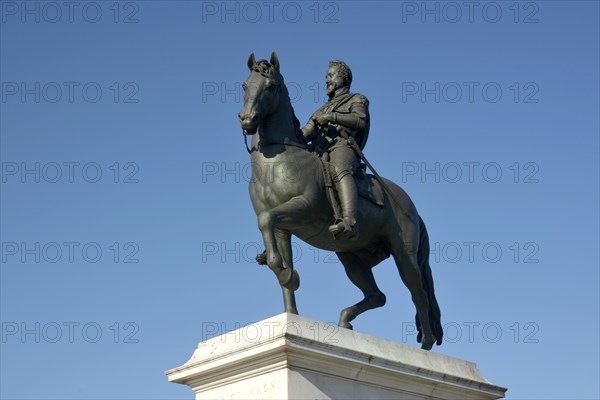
[330,173,358,237]
[329,144,360,239]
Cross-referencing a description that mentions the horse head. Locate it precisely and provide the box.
[238,52,284,135]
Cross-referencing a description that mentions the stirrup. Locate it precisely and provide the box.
[328,219,358,240]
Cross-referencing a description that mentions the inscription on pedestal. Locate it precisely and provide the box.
[210,379,282,400]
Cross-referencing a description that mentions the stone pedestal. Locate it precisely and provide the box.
[166,313,507,399]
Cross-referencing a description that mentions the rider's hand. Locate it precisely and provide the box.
[314,112,333,127]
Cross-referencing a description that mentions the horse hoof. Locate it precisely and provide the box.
[256,251,267,265]
[420,336,435,351]
[339,321,353,330]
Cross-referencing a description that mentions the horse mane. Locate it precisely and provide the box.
[251,59,275,77]
[252,60,302,136]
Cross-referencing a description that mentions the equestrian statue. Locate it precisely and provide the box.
[237,52,443,350]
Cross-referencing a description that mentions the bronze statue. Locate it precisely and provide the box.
[238,52,443,350]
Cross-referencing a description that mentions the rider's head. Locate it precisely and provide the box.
[329,61,352,87]
[326,61,352,98]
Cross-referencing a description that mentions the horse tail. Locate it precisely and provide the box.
[416,215,443,346]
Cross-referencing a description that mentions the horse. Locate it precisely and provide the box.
[237,52,442,350]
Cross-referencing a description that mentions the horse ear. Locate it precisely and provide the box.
[270,51,280,71]
[247,53,256,70]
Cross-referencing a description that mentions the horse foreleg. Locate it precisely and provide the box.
[257,196,309,291]
[275,229,299,314]
[336,252,386,330]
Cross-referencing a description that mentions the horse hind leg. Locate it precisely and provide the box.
[389,236,436,350]
[416,216,443,346]
[337,251,387,330]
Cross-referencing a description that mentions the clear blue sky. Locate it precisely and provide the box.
[1,1,598,399]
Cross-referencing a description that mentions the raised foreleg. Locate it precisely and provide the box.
[257,196,310,291]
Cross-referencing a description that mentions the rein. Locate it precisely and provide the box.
[243,130,254,154]
[242,129,307,154]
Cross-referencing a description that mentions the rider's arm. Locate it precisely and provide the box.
[317,95,369,133]
[332,102,368,132]
[301,117,318,142]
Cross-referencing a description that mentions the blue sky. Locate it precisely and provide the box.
[1,1,598,399]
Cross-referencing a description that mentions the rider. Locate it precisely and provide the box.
[302,61,370,240]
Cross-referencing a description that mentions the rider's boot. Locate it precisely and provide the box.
[329,174,359,240]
